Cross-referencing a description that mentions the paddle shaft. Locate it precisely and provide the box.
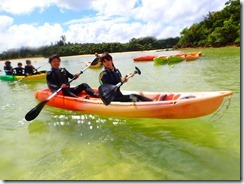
[115,72,136,88]
[35,62,48,70]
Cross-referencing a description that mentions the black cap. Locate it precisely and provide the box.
[49,54,60,63]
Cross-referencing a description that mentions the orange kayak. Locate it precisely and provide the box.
[34,88,232,119]
[185,54,200,61]
[133,55,156,62]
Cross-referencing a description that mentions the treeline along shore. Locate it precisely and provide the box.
[0,0,240,61]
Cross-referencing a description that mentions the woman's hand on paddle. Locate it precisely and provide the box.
[124,73,134,82]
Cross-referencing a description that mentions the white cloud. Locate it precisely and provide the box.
[56,0,91,11]
[90,0,138,17]
[0,15,14,30]
[132,0,226,28]
[0,0,53,15]
[0,0,230,53]
[0,23,63,52]
[0,0,93,15]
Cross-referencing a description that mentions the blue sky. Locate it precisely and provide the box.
[0,0,233,53]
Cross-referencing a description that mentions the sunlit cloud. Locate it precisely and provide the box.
[0,0,228,53]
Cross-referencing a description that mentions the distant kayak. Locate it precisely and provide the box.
[154,56,168,65]
[35,88,232,119]
[167,55,185,64]
[154,55,184,65]
[185,54,200,61]
[133,55,156,62]
[0,71,47,81]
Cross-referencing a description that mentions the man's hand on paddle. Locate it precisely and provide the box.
[74,73,81,80]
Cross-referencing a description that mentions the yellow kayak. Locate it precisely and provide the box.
[0,71,47,81]
[34,88,232,119]
[86,61,102,69]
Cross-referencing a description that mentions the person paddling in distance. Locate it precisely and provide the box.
[46,54,99,98]
[93,53,101,65]
[4,61,13,75]
[25,60,38,75]
[99,53,153,102]
[13,62,25,76]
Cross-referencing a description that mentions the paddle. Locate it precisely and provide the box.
[98,66,141,106]
[25,60,97,121]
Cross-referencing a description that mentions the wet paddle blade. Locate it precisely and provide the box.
[98,84,119,106]
[25,100,48,121]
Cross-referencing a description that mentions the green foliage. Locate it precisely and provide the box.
[177,0,240,48]
[0,36,179,60]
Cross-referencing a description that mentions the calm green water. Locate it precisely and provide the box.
[0,47,240,180]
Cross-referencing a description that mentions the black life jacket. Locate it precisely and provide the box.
[25,65,35,74]
[13,67,25,76]
[46,68,74,91]
[99,68,122,85]
[4,66,13,75]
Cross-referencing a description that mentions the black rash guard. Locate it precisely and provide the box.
[25,65,36,75]
[4,66,13,75]
[46,68,73,91]
[13,67,25,76]
[46,67,97,97]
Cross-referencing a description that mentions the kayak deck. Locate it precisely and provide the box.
[0,71,47,82]
[35,88,232,119]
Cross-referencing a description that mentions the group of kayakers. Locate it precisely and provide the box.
[47,53,153,102]
[3,60,38,76]
[2,52,152,103]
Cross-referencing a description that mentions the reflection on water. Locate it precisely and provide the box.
[49,114,127,130]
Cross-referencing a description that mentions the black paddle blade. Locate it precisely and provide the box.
[25,100,48,121]
[135,67,141,75]
[90,58,99,66]
[98,84,119,106]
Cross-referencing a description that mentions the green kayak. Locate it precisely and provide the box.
[167,56,184,64]
[154,57,168,65]
[0,75,15,81]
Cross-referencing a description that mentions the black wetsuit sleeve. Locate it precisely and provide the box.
[46,71,60,91]
[65,69,74,79]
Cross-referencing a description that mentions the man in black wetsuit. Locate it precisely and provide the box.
[13,62,25,76]
[99,53,153,102]
[46,54,99,98]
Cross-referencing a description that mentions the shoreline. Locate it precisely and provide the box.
[0,46,239,63]
[0,49,162,63]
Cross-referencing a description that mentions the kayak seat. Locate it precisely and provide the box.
[158,94,181,101]
[158,94,167,101]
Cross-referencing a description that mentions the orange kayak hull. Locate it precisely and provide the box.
[133,55,156,62]
[34,88,232,119]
